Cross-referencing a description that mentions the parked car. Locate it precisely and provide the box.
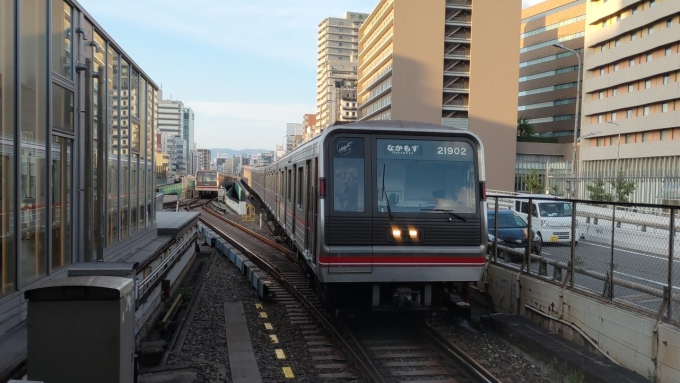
[512,194,578,245]
[487,209,542,262]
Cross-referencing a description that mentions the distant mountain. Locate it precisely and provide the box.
[210,148,272,159]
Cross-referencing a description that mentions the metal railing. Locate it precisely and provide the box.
[487,195,679,324]
[446,0,472,6]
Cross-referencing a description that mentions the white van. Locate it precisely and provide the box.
[512,194,579,245]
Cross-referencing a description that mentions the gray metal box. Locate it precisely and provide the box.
[24,276,135,383]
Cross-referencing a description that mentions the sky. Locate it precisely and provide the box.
[78,0,548,151]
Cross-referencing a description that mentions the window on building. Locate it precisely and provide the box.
[666,47,672,56]
[648,26,654,35]
[610,137,616,145]
[647,53,652,62]
[598,114,603,123]
[645,80,651,89]
[597,138,604,146]
[613,88,617,96]
[614,63,619,71]
[631,33,636,41]
[628,84,634,93]
[643,132,651,142]
[627,109,633,118]
[632,7,638,14]
[664,75,670,84]
[599,91,604,99]
[617,14,621,21]
[615,39,620,47]
[600,68,605,75]
[668,19,673,28]
[601,44,606,52]
[629,58,635,67]
[601,21,606,28]
[643,106,650,115]
[611,112,617,121]
[661,129,670,140]
[650,0,655,7]
[626,134,632,143]
[663,103,669,112]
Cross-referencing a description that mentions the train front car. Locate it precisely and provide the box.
[195,170,219,198]
[318,121,487,310]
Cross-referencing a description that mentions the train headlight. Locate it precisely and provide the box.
[392,229,402,238]
[409,229,418,239]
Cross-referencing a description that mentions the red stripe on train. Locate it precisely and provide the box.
[318,256,485,265]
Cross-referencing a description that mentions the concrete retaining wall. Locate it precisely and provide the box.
[485,264,680,382]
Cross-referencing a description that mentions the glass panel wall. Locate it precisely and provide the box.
[52,85,73,131]
[146,81,153,226]
[153,89,158,222]
[139,79,147,228]
[108,49,120,244]
[51,0,72,80]
[131,153,138,233]
[120,59,130,238]
[0,0,15,296]
[51,136,71,271]
[20,2,48,285]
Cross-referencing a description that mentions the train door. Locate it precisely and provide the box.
[305,159,312,256]
[291,164,298,245]
[327,135,373,274]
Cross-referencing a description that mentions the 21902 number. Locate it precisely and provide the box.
[437,147,467,155]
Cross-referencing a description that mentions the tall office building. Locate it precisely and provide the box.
[357,0,521,190]
[183,107,195,173]
[580,0,680,202]
[516,0,586,192]
[158,96,183,136]
[316,12,369,131]
[198,148,211,170]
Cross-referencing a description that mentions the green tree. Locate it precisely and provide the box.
[610,170,636,202]
[517,116,534,137]
[585,179,613,202]
[522,169,544,193]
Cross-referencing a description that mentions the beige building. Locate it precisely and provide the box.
[357,0,521,190]
[580,0,680,200]
[316,12,369,131]
[198,148,211,170]
[516,0,586,193]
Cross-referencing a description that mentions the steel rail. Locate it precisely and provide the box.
[199,215,385,383]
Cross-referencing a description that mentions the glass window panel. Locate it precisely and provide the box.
[153,89,158,222]
[51,0,72,79]
[52,85,73,132]
[120,59,130,238]
[131,153,138,233]
[51,136,72,271]
[132,122,140,153]
[20,2,48,285]
[108,48,120,244]
[332,138,364,212]
[0,0,16,296]
[131,68,139,119]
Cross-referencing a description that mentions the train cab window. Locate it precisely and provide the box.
[376,139,476,214]
[332,137,365,212]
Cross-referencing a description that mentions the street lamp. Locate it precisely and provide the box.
[553,43,582,197]
[606,121,623,202]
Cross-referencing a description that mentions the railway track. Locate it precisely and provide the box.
[196,204,501,383]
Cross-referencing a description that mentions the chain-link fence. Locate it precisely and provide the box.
[487,194,680,323]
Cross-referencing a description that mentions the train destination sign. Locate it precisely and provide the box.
[377,139,473,161]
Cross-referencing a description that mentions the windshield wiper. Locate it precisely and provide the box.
[420,209,466,222]
[381,164,394,221]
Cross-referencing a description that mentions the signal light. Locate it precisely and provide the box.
[319,178,325,197]
[480,182,487,200]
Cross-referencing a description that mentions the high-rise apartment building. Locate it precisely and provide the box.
[183,107,195,172]
[357,0,521,190]
[302,113,317,143]
[580,0,680,201]
[316,12,369,131]
[198,148,211,170]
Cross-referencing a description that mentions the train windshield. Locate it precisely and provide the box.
[376,139,477,214]
[199,172,217,182]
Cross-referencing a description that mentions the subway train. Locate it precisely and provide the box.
[195,170,238,198]
[249,120,488,310]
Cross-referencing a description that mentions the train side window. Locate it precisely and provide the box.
[332,137,365,212]
[297,166,303,208]
[287,169,292,202]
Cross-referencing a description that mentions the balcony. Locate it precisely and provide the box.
[443,63,470,76]
[442,95,469,111]
[444,46,471,60]
[445,31,471,43]
[445,13,471,26]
